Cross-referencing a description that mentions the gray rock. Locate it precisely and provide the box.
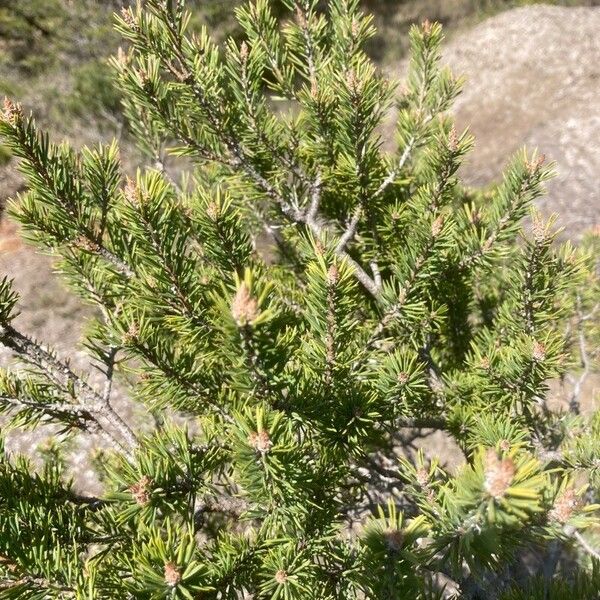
[445,5,600,239]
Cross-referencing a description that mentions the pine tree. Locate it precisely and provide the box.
[0,1,598,598]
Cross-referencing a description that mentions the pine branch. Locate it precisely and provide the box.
[132,10,383,298]
[0,324,137,456]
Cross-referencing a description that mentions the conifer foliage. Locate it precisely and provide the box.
[0,1,599,598]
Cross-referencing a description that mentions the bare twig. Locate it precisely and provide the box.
[572,529,600,561]
[568,296,591,414]
[0,324,137,457]
[335,204,363,254]
[373,135,416,200]
[102,346,119,403]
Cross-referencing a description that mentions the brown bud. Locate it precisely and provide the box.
[532,340,546,362]
[123,177,141,206]
[499,439,511,453]
[526,153,545,176]
[531,215,546,243]
[448,126,458,152]
[484,449,515,499]
[164,562,182,587]
[384,529,404,552]
[422,19,432,36]
[129,475,152,505]
[431,215,444,238]
[346,69,359,92]
[248,429,273,454]
[2,98,22,125]
[231,282,259,326]
[275,569,288,584]
[122,322,140,345]
[73,235,100,253]
[351,19,360,38]
[120,7,136,28]
[240,41,249,62]
[480,356,491,370]
[416,467,429,488]
[296,6,306,28]
[397,371,409,385]
[549,488,580,524]
[205,201,220,221]
[327,264,339,285]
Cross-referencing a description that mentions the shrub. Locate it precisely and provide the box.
[0,1,598,598]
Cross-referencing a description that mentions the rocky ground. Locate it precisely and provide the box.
[447,5,600,240]
[1,4,599,490]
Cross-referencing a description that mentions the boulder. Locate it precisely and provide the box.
[444,5,600,238]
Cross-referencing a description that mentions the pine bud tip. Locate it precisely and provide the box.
[296,6,306,28]
[164,562,182,587]
[129,475,152,505]
[2,97,22,125]
[531,215,546,243]
[448,126,459,152]
[124,177,141,206]
[431,215,444,238]
[384,529,404,552]
[327,264,339,285]
[416,467,429,488]
[484,449,515,499]
[346,69,358,91]
[240,41,249,61]
[549,488,579,524]
[122,322,140,345]
[275,569,288,584]
[526,153,546,175]
[231,282,259,326]
[121,7,136,28]
[532,340,546,362]
[248,429,272,454]
[116,46,130,67]
[310,79,318,99]
[206,201,220,221]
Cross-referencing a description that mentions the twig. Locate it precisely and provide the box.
[335,205,363,254]
[568,296,590,415]
[102,346,119,403]
[372,135,416,200]
[572,529,600,561]
[0,324,137,457]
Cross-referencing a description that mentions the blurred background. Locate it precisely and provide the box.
[0,1,599,479]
